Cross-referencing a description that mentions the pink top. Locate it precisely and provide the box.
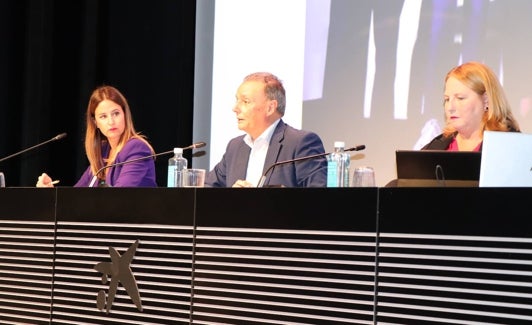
[447,138,482,151]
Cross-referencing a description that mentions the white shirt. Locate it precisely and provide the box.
[244,119,280,186]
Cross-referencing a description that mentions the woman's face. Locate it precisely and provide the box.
[444,76,487,135]
[94,99,125,144]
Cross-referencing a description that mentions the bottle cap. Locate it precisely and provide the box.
[334,141,345,148]
[174,147,183,154]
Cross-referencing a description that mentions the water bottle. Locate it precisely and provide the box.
[326,141,350,187]
[167,148,188,187]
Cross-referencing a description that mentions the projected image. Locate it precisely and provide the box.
[302,0,532,185]
[198,0,532,186]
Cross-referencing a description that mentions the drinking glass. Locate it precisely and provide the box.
[352,166,375,187]
[183,169,206,187]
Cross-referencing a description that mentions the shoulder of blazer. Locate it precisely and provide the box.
[270,119,288,143]
[421,133,455,150]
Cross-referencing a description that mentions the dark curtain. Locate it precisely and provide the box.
[0,0,196,187]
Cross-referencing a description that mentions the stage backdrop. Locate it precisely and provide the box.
[193,0,532,186]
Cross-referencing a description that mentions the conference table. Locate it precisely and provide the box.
[0,187,530,324]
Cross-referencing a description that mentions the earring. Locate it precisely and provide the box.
[484,107,489,111]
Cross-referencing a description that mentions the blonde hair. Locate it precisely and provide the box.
[442,61,520,137]
[84,85,155,177]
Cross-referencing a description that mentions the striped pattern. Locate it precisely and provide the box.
[191,228,376,324]
[1,187,531,324]
[0,220,55,325]
[376,233,532,324]
[51,222,194,324]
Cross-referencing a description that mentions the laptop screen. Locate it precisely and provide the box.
[394,150,481,187]
[479,131,532,187]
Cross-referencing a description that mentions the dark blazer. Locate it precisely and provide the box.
[75,138,157,187]
[421,133,456,150]
[205,119,327,187]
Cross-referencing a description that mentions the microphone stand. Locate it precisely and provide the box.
[0,133,67,188]
[88,141,207,187]
[0,133,67,163]
[88,150,173,187]
[257,145,366,188]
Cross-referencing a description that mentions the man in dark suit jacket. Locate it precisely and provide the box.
[205,72,327,188]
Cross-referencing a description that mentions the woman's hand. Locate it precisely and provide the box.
[36,173,55,187]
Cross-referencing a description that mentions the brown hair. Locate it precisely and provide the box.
[84,85,154,177]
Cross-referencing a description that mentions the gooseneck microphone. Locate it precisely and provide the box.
[0,132,67,163]
[88,141,207,187]
[257,144,366,187]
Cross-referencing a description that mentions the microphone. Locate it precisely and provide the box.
[257,144,366,187]
[182,141,207,150]
[88,141,207,187]
[0,132,67,163]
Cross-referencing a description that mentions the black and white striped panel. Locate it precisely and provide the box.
[376,233,532,324]
[191,227,377,324]
[377,187,532,324]
[0,220,55,325]
[50,222,195,325]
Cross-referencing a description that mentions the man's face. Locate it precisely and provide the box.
[233,80,273,139]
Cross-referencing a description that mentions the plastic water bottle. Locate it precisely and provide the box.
[167,148,187,187]
[327,141,350,187]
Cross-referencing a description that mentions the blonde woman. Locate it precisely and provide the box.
[422,61,520,151]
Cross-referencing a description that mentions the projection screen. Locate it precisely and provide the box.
[194,0,532,186]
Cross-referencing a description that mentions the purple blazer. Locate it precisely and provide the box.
[74,138,157,187]
[205,120,327,187]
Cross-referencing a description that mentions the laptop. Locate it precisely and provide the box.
[394,150,481,187]
[479,131,532,187]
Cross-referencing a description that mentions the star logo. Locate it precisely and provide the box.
[94,239,142,313]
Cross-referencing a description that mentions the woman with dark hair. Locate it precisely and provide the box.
[37,85,157,187]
